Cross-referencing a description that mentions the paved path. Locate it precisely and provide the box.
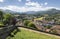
[18,27,60,38]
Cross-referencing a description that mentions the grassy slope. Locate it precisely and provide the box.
[7,29,59,39]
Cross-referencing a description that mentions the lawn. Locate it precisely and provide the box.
[7,29,60,39]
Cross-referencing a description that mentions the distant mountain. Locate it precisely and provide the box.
[0,9,21,15]
[22,8,60,15]
[0,8,60,15]
[45,8,60,13]
[3,9,18,13]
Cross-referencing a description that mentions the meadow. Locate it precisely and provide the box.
[7,28,60,39]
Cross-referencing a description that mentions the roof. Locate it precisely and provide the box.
[51,25,60,29]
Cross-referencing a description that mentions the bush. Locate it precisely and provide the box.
[28,22,36,28]
[0,22,4,26]
[24,20,30,26]
[44,25,52,29]
[3,13,13,25]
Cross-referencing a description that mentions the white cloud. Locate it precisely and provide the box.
[41,3,43,6]
[0,0,4,2]
[0,1,59,12]
[26,0,31,2]
[25,2,42,7]
[18,0,21,2]
[44,2,48,5]
[0,5,58,12]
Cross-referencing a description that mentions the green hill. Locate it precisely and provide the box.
[7,28,60,39]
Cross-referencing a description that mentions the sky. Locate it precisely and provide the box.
[0,0,60,12]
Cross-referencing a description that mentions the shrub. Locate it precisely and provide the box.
[0,22,4,26]
[3,13,13,25]
[28,22,36,28]
[24,20,30,26]
[44,25,52,29]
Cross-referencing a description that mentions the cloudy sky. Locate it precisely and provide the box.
[0,0,60,12]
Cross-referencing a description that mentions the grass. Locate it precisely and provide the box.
[34,17,44,20]
[7,29,60,39]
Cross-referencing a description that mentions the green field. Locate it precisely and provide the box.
[7,29,59,39]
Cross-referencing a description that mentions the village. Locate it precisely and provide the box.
[0,0,60,38]
[16,13,60,35]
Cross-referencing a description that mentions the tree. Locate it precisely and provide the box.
[44,25,52,29]
[4,13,13,20]
[28,22,36,28]
[0,11,3,21]
[24,20,30,26]
[0,22,4,26]
[3,13,13,25]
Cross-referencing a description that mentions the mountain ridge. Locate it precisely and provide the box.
[0,8,60,15]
